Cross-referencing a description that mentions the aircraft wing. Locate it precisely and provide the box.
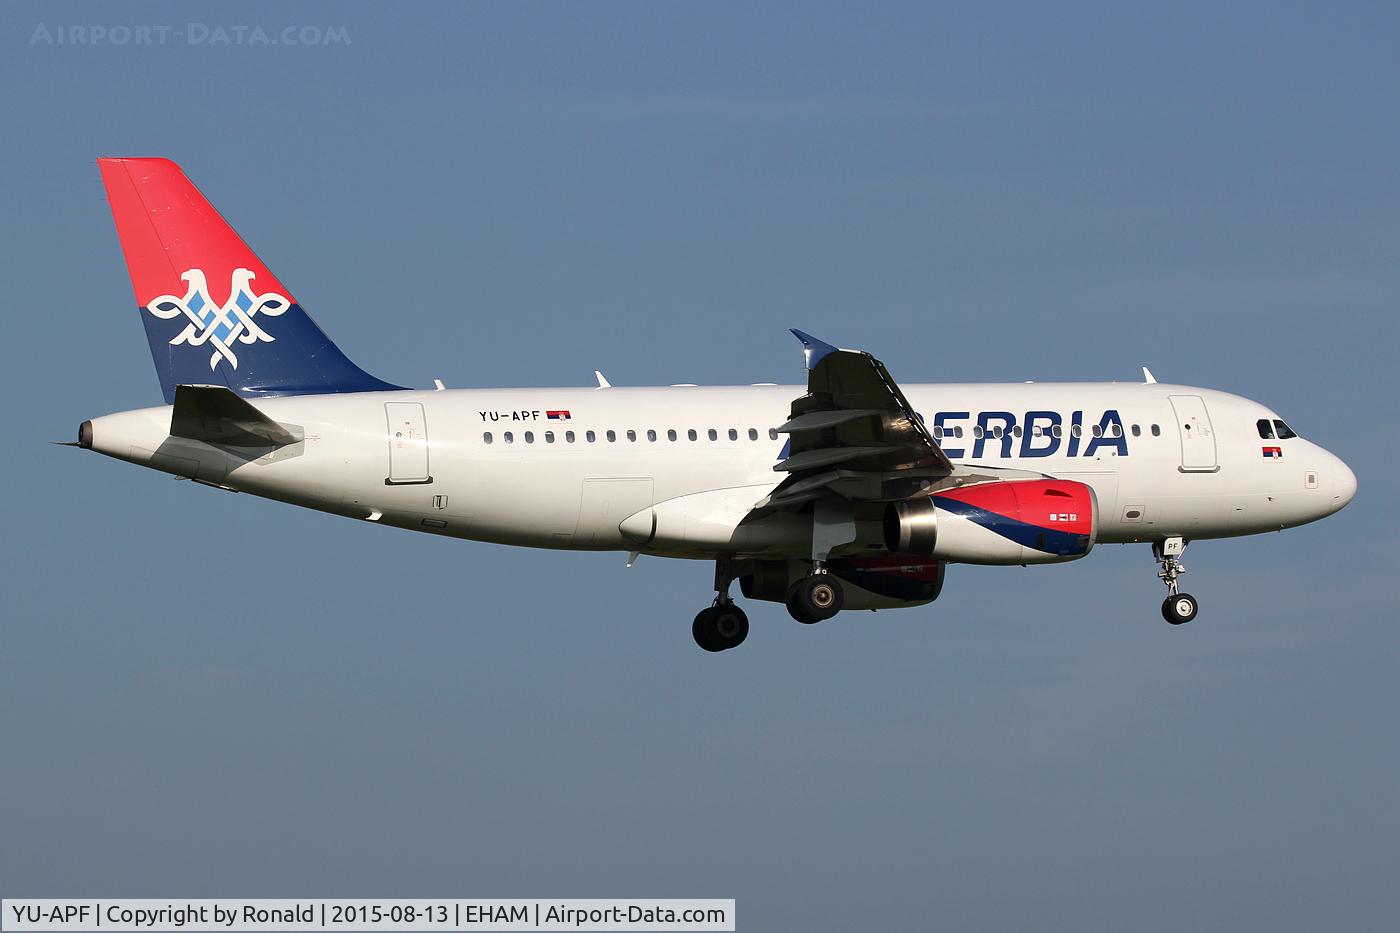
[758,331,955,511]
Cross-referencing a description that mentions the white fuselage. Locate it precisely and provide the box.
[83,382,1355,559]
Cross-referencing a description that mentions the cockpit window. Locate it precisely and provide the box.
[1256,418,1275,440]
[1273,419,1297,439]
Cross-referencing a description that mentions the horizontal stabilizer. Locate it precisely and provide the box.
[170,384,300,448]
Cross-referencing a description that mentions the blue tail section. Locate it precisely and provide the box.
[99,157,403,403]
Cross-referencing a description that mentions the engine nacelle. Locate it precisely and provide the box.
[741,556,946,610]
[883,479,1097,565]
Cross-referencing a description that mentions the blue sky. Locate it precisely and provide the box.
[2,3,1397,929]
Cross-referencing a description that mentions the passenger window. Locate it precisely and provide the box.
[769,428,779,440]
[728,428,738,441]
[1111,424,1122,437]
[1273,420,1297,439]
[1131,424,1141,437]
[667,429,678,442]
[544,431,555,444]
[933,426,944,440]
[748,428,758,441]
[1051,425,1062,438]
[973,426,985,439]
[646,429,657,442]
[625,429,635,442]
[687,429,697,441]
[1257,419,1275,440]
[953,427,964,439]
[992,426,1004,439]
[1013,425,1023,438]
[483,432,493,444]
[1071,425,1082,438]
[607,430,616,443]
[566,430,576,443]
[1091,425,1102,438]
[708,429,718,441]
[525,431,535,444]
[1151,424,1161,436]
[585,430,595,443]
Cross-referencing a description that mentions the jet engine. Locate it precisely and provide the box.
[883,478,1098,565]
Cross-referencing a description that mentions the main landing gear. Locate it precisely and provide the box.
[785,564,844,625]
[692,559,749,652]
[1154,536,1198,625]
[690,559,848,651]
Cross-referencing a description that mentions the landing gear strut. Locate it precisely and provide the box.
[692,558,749,652]
[1154,536,1198,625]
[786,563,844,625]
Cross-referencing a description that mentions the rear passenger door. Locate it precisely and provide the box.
[385,402,433,484]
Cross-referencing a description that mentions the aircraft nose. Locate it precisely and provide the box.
[1332,455,1357,510]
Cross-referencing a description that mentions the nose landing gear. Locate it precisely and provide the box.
[1154,536,1198,625]
[1163,593,1198,625]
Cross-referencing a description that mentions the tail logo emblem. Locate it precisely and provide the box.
[145,268,289,371]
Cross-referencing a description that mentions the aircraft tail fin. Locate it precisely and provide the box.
[97,157,402,403]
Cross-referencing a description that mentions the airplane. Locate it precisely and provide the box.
[72,158,1357,652]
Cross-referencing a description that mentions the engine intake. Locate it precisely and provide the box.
[883,479,1098,565]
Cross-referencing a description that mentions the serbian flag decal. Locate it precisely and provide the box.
[546,410,572,421]
[1263,446,1283,459]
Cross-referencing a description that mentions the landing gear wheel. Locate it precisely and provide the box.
[786,575,844,624]
[692,609,720,652]
[1162,593,1198,625]
[692,604,749,652]
[711,604,748,648]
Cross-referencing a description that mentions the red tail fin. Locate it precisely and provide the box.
[98,158,399,401]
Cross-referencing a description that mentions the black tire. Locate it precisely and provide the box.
[692,608,723,652]
[786,575,844,624]
[693,605,748,651]
[1162,593,1198,625]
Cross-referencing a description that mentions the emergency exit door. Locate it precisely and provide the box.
[1168,395,1218,472]
[385,402,432,484]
